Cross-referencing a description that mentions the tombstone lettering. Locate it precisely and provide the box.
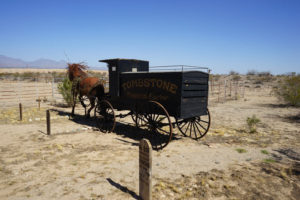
[139,139,152,200]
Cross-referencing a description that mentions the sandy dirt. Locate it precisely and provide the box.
[0,88,299,199]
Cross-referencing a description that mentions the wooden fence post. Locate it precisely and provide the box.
[52,78,54,99]
[210,79,213,96]
[230,80,232,97]
[235,81,238,100]
[139,139,152,200]
[37,98,41,110]
[46,110,51,135]
[19,103,22,121]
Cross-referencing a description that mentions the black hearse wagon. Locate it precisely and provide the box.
[95,59,210,150]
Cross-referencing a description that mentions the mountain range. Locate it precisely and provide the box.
[0,55,67,69]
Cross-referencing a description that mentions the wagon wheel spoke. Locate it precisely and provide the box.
[184,121,192,137]
[193,123,199,139]
[157,116,167,123]
[178,121,188,134]
[176,108,211,140]
[195,120,207,131]
[131,109,146,128]
[157,127,170,135]
[199,119,209,123]
[143,101,173,151]
[153,113,160,122]
[194,121,203,137]
[94,100,116,133]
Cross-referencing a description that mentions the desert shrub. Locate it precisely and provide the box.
[236,148,247,153]
[229,70,239,75]
[232,74,241,81]
[247,70,257,75]
[275,75,300,106]
[258,71,272,77]
[261,150,269,155]
[58,77,74,106]
[246,115,260,133]
[258,71,273,82]
[254,80,263,85]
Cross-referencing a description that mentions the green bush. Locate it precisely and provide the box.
[275,75,300,106]
[247,115,261,133]
[58,77,74,106]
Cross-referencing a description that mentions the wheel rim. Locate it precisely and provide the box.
[141,101,173,150]
[94,100,116,133]
[176,108,211,140]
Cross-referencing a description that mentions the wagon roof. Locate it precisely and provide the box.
[99,58,149,64]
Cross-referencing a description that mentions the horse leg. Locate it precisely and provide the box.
[86,97,95,119]
[79,96,87,116]
[71,90,77,116]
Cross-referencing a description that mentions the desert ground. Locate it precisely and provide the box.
[0,76,299,200]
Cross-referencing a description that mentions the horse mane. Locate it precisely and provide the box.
[67,63,88,81]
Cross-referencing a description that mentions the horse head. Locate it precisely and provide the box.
[67,63,88,81]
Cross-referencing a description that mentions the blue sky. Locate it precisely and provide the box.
[0,0,299,74]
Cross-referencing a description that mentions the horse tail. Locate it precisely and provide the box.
[91,81,105,102]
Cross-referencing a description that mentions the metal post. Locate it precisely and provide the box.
[19,103,22,121]
[46,110,50,135]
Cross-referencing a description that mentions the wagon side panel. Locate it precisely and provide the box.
[119,72,182,116]
[180,71,209,119]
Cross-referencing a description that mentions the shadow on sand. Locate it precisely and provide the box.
[106,178,140,200]
[50,108,181,150]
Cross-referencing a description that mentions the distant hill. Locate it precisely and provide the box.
[0,55,67,69]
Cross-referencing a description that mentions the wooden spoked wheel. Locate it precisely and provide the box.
[176,108,211,140]
[130,110,145,127]
[140,101,173,150]
[94,100,116,133]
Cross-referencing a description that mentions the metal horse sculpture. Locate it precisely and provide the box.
[67,63,105,118]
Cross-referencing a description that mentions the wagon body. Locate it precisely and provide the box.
[96,59,211,149]
[100,59,209,119]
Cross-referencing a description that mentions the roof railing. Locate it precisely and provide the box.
[149,65,210,73]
